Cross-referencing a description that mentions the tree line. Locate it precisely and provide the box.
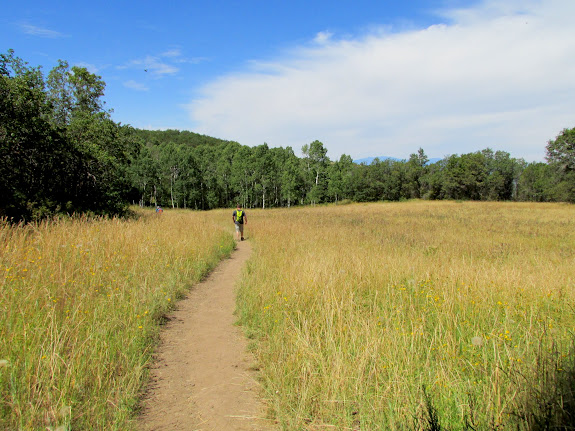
[128,135,574,210]
[2,51,574,221]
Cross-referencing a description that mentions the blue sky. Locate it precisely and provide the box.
[4,0,575,162]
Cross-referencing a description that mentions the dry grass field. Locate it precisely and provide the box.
[1,201,574,430]
[237,201,575,430]
[0,208,233,430]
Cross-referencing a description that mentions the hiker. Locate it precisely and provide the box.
[156,205,163,214]
[232,204,247,241]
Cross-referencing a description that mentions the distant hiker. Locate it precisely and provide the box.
[232,204,247,241]
[156,206,163,214]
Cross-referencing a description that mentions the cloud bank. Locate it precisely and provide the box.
[187,0,575,161]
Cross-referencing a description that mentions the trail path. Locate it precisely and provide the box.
[138,241,277,431]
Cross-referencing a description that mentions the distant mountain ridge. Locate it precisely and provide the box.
[353,156,441,165]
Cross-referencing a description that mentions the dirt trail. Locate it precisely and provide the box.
[137,241,277,431]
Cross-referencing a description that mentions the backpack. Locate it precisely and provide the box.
[235,210,244,223]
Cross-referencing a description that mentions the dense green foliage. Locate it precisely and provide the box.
[2,51,573,220]
[0,50,137,221]
[545,127,575,202]
[130,132,575,209]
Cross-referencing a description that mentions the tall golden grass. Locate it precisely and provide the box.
[2,201,573,430]
[237,201,575,429]
[0,208,234,430]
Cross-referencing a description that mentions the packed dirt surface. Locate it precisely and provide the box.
[138,241,277,431]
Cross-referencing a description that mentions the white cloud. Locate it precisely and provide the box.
[121,48,206,76]
[75,62,100,74]
[121,54,179,77]
[161,48,182,58]
[187,0,575,161]
[176,56,208,65]
[141,55,179,76]
[124,80,149,91]
[19,23,66,38]
[159,48,207,64]
[313,31,333,45]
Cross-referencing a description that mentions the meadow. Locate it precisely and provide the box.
[0,209,234,430]
[1,201,574,430]
[237,201,575,430]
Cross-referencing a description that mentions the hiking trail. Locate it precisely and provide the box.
[137,240,277,431]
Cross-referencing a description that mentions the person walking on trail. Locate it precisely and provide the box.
[232,204,247,241]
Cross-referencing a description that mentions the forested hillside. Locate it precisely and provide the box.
[128,130,575,209]
[2,51,574,220]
